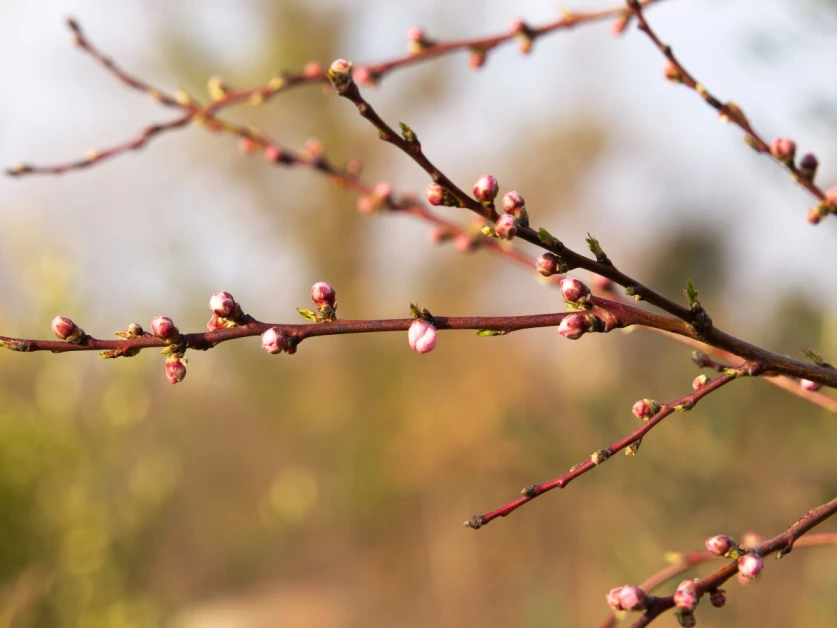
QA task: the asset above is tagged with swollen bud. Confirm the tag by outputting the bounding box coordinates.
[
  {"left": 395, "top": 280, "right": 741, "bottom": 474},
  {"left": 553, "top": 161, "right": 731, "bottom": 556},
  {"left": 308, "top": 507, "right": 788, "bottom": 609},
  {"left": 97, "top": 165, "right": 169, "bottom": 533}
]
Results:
[
  {"left": 408, "top": 319, "right": 437, "bottom": 354},
  {"left": 536, "top": 252, "right": 560, "bottom": 277},
  {"left": 559, "top": 276, "right": 591, "bottom": 304},
  {"left": 800, "top": 378, "right": 822, "bottom": 392},
  {"left": 692, "top": 374, "right": 709, "bottom": 390},
  {"left": 51, "top": 315, "right": 84, "bottom": 343},
  {"left": 426, "top": 182, "right": 448, "bottom": 206},
  {"left": 501, "top": 190, "right": 529, "bottom": 226},
  {"left": 494, "top": 214, "right": 518, "bottom": 240},
  {"left": 737, "top": 553, "right": 763, "bottom": 579},
  {"left": 311, "top": 282, "right": 336, "bottom": 308},
  {"left": 663, "top": 59, "right": 681, "bottom": 82},
  {"left": 557, "top": 313, "right": 587, "bottom": 340},
  {"left": 673, "top": 579, "right": 698, "bottom": 611},
  {"left": 473, "top": 175, "right": 499, "bottom": 204},
  {"left": 165, "top": 356, "right": 187, "bottom": 385},
  {"left": 705, "top": 535, "right": 735, "bottom": 557},
  {"left": 617, "top": 585, "right": 648, "bottom": 612},
  {"left": 709, "top": 590, "right": 726, "bottom": 608},
  {"left": 261, "top": 327, "right": 292, "bottom": 355},
  {"left": 151, "top": 316, "right": 179, "bottom": 342},
  {"left": 606, "top": 588, "right": 624, "bottom": 611},
  {"left": 799, "top": 153, "right": 819, "bottom": 180},
  {"left": 632, "top": 399, "right": 660, "bottom": 420},
  {"left": 769, "top": 137, "right": 796, "bottom": 164},
  {"left": 327, "top": 59, "right": 354, "bottom": 93},
  {"left": 208, "top": 291, "right": 238, "bottom": 318}
]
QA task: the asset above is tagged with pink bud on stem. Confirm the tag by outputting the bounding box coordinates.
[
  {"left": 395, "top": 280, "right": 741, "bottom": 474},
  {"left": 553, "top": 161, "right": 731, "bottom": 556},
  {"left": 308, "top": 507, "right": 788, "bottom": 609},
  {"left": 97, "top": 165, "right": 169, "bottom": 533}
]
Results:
[
  {"left": 769, "top": 137, "right": 796, "bottom": 164},
  {"left": 705, "top": 534, "right": 735, "bottom": 556},
  {"left": 165, "top": 356, "right": 187, "bottom": 385},
  {"left": 473, "top": 174, "right": 499, "bottom": 204},
  {"left": 311, "top": 282, "right": 336, "bottom": 309},
  {"left": 151, "top": 316, "right": 179, "bottom": 342},
  {"left": 559, "top": 276, "right": 591, "bottom": 304},
  {"left": 408, "top": 319, "right": 437, "bottom": 354},
  {"left": 737, "top": 553, "right": 764, "bottom": 579},
  {"left": 262, "top": 327, "right": 291, "bottom": 355},
  {"left": 536, "top": 253, "right": 559, "bottom": 277},
  {"left": 208, "top": 291, "right": 238, "bottom": 318},
  {"left": 673, "top": 579, "right": 698, "bottom": 611},
  {"left": 632, "top": 399, "right": 660, "bottom": 420},
  {"left": 617, "top": 585, "right": 648, "bottom": 612},
  {"left": 557, "top": 313, "right": 588, "bottom": 340},
  {"left": 800, "top": 378, "right": 822, "bottom": 392},
  {"left": 51, "top": 315, "right": 84, "bottom": 343},
  {"left": 494, "top": 214, "right": 518, "bottom": 240}
]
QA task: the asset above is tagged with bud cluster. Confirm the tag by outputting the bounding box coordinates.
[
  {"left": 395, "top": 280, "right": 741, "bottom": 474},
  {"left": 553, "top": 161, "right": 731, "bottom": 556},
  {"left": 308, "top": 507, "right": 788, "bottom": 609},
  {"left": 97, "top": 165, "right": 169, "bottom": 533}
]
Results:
[{"left": 207, "top": 291, "right": 244, "bottom": 331}]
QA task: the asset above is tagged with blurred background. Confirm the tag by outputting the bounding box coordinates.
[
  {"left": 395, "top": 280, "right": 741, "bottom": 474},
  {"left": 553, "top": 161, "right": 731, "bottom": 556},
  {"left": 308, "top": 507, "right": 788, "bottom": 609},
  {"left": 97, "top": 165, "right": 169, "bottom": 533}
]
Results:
[{"left": 2, "top": 0, "right": 837, "bottom": 626}]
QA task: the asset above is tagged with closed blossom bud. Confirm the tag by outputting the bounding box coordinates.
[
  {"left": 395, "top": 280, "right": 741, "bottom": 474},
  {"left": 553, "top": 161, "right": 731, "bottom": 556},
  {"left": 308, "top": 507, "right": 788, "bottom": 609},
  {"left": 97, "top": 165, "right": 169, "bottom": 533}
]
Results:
[
  {"left": 673, "top": 579, "right": 698, "bottom": 611},
  {"left": 807, "top": 204, "right": 827, "bottom": 225},
  {"left": 473, "top": 175, "right": 499, "bottom": 203},
  {"left": 737, "top": 553, "right": 763, "bottom": 579},
  {"left": 263, "top": 144, "right": 285, "bottom": 163},
  {"left": 606, "top": 588, "right": 624, "bottom": 611},
  {"left": 617, "top": 585, "right": 648, "bottom": 612},
  {"left": 536, "top": 252, "right": 559, "bottom": 277},
  {"left": 327, "top": 58, "right": 354, "bottom": 92},
  {"left": 501, "top": 190, "right": 528, "bottom": 226},
  {"left": 709, "top": 590, "right": 726, "bottom": 608},
  {"left": 612, "top": 14, "right": 630, "bottom": 36},
  {"left": 494, "top": 214, "right": 518, "bottom": 240},
  {"left": 426, "top": 182, "right": 447, "bottom": 206},
  {"left": 261, "top": 327, "right": 291, "bottom": 355},
  {"left": 311, "top": 282, "right": 336, "bottom": 308},
  {"left": 632, "top": 399, "right": 660, "bottom": 420},
  {"left": 705, "top": 534, "right": 735, "bottom": 556},
  {"left": 302, "top": 61, "right": 323, "bottom": 78},
  {"left": 164, "top": 357, "right": 187, "bottom": 385},
  {"left": 453, "top": 232, "right": 475, "bottom": 252},
  {"left": 557, "top": 312, "right": 587, "bottom": 340},
  {"left": 799, "top": 153, "right": 819, "bottom": 179},
  {"left": 559, "top": 276, "right": 591, "bottom": 303},
  {"left": 151, "top": 316, "right": 179, "bottom": 341},
  {"left": 826, "top": 187, "right": 837, "bottom": 208},
  {"left": 801, "top": 378, "right": 822, "bottom": 392},
  {"left": 239, "top": 137, "right": 257, "bottom": 154},
  {"left": 304, "top": 138, "right": 324, "bottom": 160},
  {"left": 408, "top": 319, "right": 437, "bottom": 354},
  {"left": 407, "top": 25, "right": 425, "bottom": 43},
  {"left": 769, "top": 137, "right": 796, "bottom": 163},
  {"left": 692, "top": 374, "right": 709, "bottom": 390},
  {"left": 357, "top": 195, "right": 376, "bottom": 214},
  {"left": 663, "top": 59, "right": 680, "bottom": 82},
  {"left": 469, "top": 48, "right": 487, "bottom": 70},
  {"left": 510, "top": 18, "right": 533, "bottom": 54},
  {"left": 354, "top": 66, "right": 374, "bottom": 86},
  {"left": 51, "top": 315, "right": 84, "bottom": 343},
  {"left": 373, "top": 181, "right": 392, "bottom": 201},
  {"left": 208, "top": 291, "right": 237, "bottom": 318},
  {"left": 206, "top": 314, "right": 228, "bottom": 332}
]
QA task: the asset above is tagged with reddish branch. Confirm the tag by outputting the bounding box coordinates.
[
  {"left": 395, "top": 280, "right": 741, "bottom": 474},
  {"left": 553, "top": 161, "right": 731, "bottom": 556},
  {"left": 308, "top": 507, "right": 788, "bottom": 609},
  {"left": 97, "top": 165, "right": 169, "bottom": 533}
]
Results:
[
  {"left": 465, "top": 367, "right": 749, "bottom": 529},
  {"left": 625, "top": 0, "right": 833, "bottom": 220},
  {"left": 598, "top": 531, "right": 837, "bottom": 628}
]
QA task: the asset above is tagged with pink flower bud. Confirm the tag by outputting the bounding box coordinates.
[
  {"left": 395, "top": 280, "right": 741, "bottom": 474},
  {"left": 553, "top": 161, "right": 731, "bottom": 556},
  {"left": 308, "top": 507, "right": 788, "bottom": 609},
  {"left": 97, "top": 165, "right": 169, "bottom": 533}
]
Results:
[
  {"left": 807, "top": 205, "right": 826, "bottom": 225},
  {"left": 799, "top": 153, "right": 819, "bottom": 179},
  {"left": 473, "top": 175, "right": 499, "bottom": 203},
  {"left": 559, "top": 276, "right": 591, "bottom": 303},
  {"left": 769, "top": 137, "right": 796, "bottom": 163},
  {"left": 302, "top": 61, "right": 323, "bottom": 78},
  {"left": 737, "top": 553, "right": 763, "bottom": 579},
  {"left": 304, "top": 138, "right": 324, "bottom": 160},
  {"left": 606, "top": 587, "right": 624, "bottom": 611},
  {"left": 151, "top": 316, "right": 179, "bottom": 341},
  {"left": 617, "top": 585, "right": 648, "bottom": 612},
  {"left": 327, "top": 58, "right": 353, "bottom": 91},
  {"left": 709, "top": 590, "right": 726, "bottom": 608},
  {"left": 705, "top": 535, "right": 735, "bottom": 557},
  {"left": 408, "top": 319, "right": 437, "bottom": 354},
  {"left": 663, "top": 59, "right": 680, "bottom": 82},
  {"left": 494, "top": 214, "right": 518, "bottom": 240},
  {"left": 673, "top": 579, "right": 698, "bottom": 611},
  {"left": 510, "top": 18, "right": 525, "bottom": 34},
  {"left": 826, "top": 187, "right": 837, "bottom": 207},
  {"left": 206, "top": 314, "right": 227, "bottom": 332},
  {"left": 263, "top": 144, "right": 285, "bottom": 163},
  {"left": 51, "top": 315, "right": 83, "bottom": 343},
  {"left": 261, "top": 327, "right": 290, "bottom": 355},
  {"left": 354, "top": 66, "right": 373, "bottom": 86},
  {"left": 612, "top": 14, "right": 630, "bottom": 36},
  {"left": 373, "top": 181, "right": 392, "bottom": 201},
  {"left": 632, "top": 399, "right": 660, "bottom": 420},
  {"left": 426, "top": 182, "right": 447, "bottom": 206},
  {"left": 356, "top": 195, "right": 376, "bottom": 214},
  {"left": 692, "top": 374, "right": 709, "bottom": 390},
  {"left": 453, "top": 233, "right": 474, "bottom": 252},
  {"left": 502, "top": 190, "right": 525, "bottom": 215},
  {"left": 238, "top": 137, "right": 257, "bottom": 155},
  {"left": 536, "top": 252, "right": 559, "bottom": 277},
  {"left": 801, "top": 378, "right": 822, "bottom": 392},
  {"left": 557, "top": 313, "right": 587, "bottom": 340},
  {"left": 208, "top": 291, "right": 237, "bottom": 318},
  {"left": 311, "top": 282, "right": 336, "bottom": 308},
  {"left": 469, "top": 49, "right": 487, "bottom": 70},
  {"left": 165, "top": 357, "right": 186, "bottom": 385},
  {"left": 407, "top": 25, "right": 425, "bottom": 43}
]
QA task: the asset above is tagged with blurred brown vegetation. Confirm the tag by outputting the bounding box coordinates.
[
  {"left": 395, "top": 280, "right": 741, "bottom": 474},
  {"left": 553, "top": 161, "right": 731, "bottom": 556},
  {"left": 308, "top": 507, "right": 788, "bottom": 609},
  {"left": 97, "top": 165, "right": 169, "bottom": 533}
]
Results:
[{"left": 1, "top": 1, "right": 837, "bottom": 627}]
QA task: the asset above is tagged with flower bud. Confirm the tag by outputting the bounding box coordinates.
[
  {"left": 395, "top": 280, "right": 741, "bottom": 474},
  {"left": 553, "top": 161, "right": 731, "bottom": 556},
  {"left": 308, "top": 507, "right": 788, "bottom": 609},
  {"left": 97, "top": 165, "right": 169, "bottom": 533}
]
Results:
[
  {"left": 327, "top": 58, "right": 354, "bottom": 92},
  {"left": 769, "top": 137, "right": 796, "bottom": 164},
  {"left": 408, "top": 319, "right": 437, "bottom": 354},
  {"left": 617, "top": 585, "right": 648, "bottom": 612},
  {"left": 302, "top": 61, "right": 323, "bottom": 78},
  {"left": 807, "top": 204, "right": 827, "bottom": 225},
  {"left": 557, "top": 312, "right": 587, "bottom": 340},
  {"left": 536, "top": 252, "right": 559, "bottom": 277},
  {"left": 206, "top": 314, "right": 228, "bottom": 332},
  {"left": 311, "top": 282, "right": 336, "bottom": 308},
  {"left": 239, "top": 137, "right": 257, "bottom": 155},
  {"left": 692, "top": 374, "right": 709, "bottom": 390},
  {"left": 469, "top": 48, "right": 487, "bottom": 70},
  {"left": 426, "top": 182, "right": 447, "bottom": 206},
  {"left": 208, "top": 291, "right": 238, "bottom": 318},
  {"left": 51, "top": 315, "right": 84, "bottom": 343},
  {"left": 826, "top": 187, "right": 837, "bottom": 208},
  {"left": 673, "top": 579, "right": 698, "bottom": 611},
  {"left": 151, "top": 316, "right": 179, "bottom": 342},
  {"left": 453, "top": 232, "right": 475, "bottom": 252},
  {"left": 632, "top": 399, "right": 660, "bottom": 420},
  {"left": 559, "top": 276, "right": 591, "bottom": 304},
  {"left": 373, "top": 181, "right": 392, "bottom": 202},
  {"left": 737, "top": 553, "right": 763, "bottom": 579},
  {"left": 801, "top": 378, "right": 822, "bottom": 392},
  {"left": 165, "top": 356, "right": 186, "bottom": 385},
  {"left": 799, "top": 153, "right": 819, "bottom": 180},
  {"left": 473, "top": 175, "right": 499, "bottom": 204},
  {"left": 357, "top": 195, "right": 376, "bottom": 214},
  {"left": 705, "top": 534, "right": 735, "bottom": 556},
  {"left": 407, "top": 26, "right": 432, "bottom": 54},
  {"left": 261, "top": 327, "right": 291, "bottom": 355},
  {"left": 501, "top": 190, "right": 528, "bottom": 226},
  {"left": 494, "top": 214, "right": 518, "bottom": 240},
  {"left": 663, "top": 59, "right": 681, "bottom": 82},
  {"left": 612, "top": 14, "right": 630, "bottom": 36},
  {"left": 709, "top": 589, "right": 726, "bottom": 608},
  {"left": 263, "top": 144, "right": 285, "bottom": 163},
  {"left": 606, "top": 588, "right": 624, "bottom": 611},
  {"left": 510, "top": 18, "right": 533, "bottom": 54},
  {"left": 354, "top": 66, "right": 375, "bottom": 86}
]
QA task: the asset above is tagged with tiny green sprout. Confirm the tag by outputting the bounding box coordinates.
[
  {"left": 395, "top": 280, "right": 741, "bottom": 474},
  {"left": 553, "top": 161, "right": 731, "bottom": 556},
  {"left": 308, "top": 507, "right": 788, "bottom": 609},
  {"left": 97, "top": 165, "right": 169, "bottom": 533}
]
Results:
[
  {"left": 586, "top": 233, "right": 610, "bottom": 264},
  {"left": 683, "top": 279, "right": 699, "bottom": 307},
  {"left": 398, "top": 122, "right": 420, "bottom": 147},
  {"left": 536, "top": 227, "right": 562, "bottom": 250},
  {"left": 297, "top": 308, "right": 318, "bottom": 323},
  {"left": 476, "top": 329, "right": 507, "bottom": 337}
]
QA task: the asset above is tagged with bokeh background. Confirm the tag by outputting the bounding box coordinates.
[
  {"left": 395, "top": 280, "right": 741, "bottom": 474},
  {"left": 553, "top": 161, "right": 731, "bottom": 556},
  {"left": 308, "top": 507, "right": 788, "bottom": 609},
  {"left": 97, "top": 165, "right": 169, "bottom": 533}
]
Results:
[{"left": 2, "top": 0, "right": 837, "bottom": 626}]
